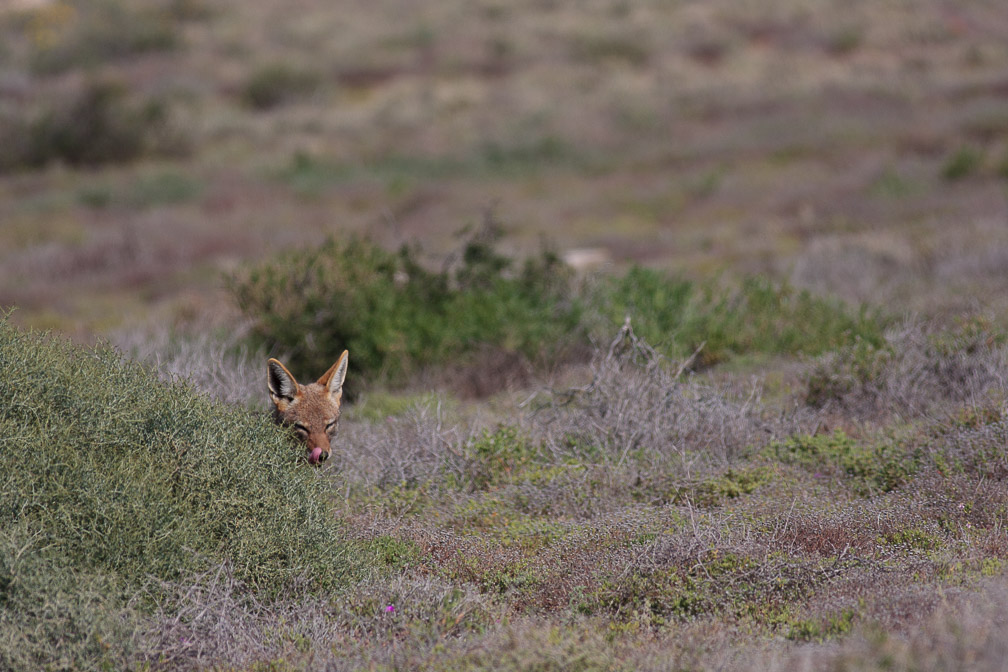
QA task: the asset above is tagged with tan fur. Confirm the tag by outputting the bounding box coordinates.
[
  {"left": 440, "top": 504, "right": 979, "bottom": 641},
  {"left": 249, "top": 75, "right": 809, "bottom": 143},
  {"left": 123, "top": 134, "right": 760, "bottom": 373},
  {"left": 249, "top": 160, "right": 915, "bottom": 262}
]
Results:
[{"left": 267, "top": 352, "right": 348, "bottom": 465}]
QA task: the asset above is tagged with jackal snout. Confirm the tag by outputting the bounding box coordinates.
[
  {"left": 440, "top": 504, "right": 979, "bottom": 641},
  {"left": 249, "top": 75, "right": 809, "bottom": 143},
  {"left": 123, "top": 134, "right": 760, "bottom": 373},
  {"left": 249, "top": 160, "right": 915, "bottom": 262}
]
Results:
[{"left": 267, "top": 351, "right": 348, "bottom": 465}]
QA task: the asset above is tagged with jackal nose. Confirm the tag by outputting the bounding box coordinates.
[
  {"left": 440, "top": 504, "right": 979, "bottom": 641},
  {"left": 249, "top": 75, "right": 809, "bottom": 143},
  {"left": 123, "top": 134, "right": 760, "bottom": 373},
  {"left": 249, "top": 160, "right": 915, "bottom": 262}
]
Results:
[{"left": 307, "top": 446, "right": 330, "bottom": 465}]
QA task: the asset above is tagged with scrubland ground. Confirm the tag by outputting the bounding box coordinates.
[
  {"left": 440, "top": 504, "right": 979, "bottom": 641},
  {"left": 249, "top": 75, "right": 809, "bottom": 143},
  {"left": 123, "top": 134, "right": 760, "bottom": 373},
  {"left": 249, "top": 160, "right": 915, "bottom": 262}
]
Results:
[{"left": 2, "top": 0, "right": 1008, "bottom": 670}]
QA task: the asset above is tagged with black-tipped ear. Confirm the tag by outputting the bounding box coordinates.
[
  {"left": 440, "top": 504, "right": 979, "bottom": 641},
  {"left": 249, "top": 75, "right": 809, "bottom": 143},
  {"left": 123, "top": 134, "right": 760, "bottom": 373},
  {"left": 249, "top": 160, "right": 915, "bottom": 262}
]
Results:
[
  {"left": 317, "top": 350, "right": 348, "bottom": 398},
  {"left": 267, "top": 358, "right": 299, "bottom": 407}
]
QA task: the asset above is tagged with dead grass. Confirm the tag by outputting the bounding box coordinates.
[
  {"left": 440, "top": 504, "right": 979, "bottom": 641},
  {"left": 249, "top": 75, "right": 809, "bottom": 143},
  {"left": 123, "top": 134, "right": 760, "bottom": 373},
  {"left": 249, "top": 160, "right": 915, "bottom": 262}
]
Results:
[
  {"left": 113, "top": 323, "right": 264, "bottom": 407},
  {"left": 533, "top": 321, "right": 818, "bottom": 476},
  {"left": 139, "top": 562, "right": 496, "bottom": 670}
]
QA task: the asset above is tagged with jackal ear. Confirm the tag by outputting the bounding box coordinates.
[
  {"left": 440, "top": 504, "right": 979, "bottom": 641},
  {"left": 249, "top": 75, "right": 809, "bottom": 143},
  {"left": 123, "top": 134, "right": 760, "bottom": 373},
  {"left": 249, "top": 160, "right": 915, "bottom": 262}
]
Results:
[
  {"left": 318, "top": 350, "right": 348, "bottom": 399},
  {"left": 267, "top": 358, "right": 299, "bottom": 409}
]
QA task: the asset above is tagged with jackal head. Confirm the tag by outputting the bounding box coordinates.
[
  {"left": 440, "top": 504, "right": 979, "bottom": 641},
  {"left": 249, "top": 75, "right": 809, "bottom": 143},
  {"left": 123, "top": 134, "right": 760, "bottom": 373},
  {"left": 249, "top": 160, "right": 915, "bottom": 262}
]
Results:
[{"left": 267, "top": 352, "right": 348, "bottom": 465}]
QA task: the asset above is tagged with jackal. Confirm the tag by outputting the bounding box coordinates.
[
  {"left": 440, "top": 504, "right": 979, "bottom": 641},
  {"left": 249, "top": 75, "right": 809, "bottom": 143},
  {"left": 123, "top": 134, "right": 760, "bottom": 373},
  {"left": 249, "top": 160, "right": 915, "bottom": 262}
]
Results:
[{"left": 267, "top": 352, "right": 348, "bottom": 465}]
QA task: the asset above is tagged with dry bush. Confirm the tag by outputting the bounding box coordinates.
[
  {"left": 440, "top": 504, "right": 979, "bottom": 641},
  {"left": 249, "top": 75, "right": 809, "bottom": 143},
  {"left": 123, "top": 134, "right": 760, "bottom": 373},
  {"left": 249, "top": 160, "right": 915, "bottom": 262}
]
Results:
[
  {"left": 114, "top": 325, "right": 264, "bottom": 408},
  {"left": 334, "top": 399, "right": 476, "bottom": 491},
  {"left": 140, "top": 562, "right": 496, "bottom": 670},
  {"left": 331, "top": 323, "right": 817, "bottom": 521},
  {"left": 804, "top": 318, "right": 1008, "bottom": 421},
  {"left": 534, "top": 320, "right": 817, "bottom": 474},
  {"left": 430, "top": 345, "right": 539, "bottom": 400},
  {"left": 808, "top": 580, "right": 1008, "bottom": 672},
  {"left": 929, "top": 413, "right": 1008, "bottom": 482}
]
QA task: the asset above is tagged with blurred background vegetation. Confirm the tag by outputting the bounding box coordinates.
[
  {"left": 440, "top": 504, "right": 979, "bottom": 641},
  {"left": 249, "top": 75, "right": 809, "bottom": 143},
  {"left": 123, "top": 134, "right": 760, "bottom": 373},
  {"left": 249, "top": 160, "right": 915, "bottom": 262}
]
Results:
[{"left": 1, "top": 0, "right": 1007, "bottom": 343}]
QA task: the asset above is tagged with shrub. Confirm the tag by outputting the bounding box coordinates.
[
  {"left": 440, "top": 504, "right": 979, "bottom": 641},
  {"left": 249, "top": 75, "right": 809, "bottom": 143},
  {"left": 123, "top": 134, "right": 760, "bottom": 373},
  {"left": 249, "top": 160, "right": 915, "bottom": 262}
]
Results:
[
  {"left": 0, "top": 315, "right": 362, "bottom": 668},
  {"left": 228, "top": 224, "right": 584, "bottom": 390},
  {"left": 230, "top": 229, "right": 885, "bottom": 391},
  {"left": 593, "top": 267, "right": 886, "bottom": 367},
  {"left": 0, "top": 79, "right": 186, "bottom": 172},
  {"left": 534, "top": 322, "right": 815, "bottom": 474},
  {"left": 0, "top": 535, "right": 145, "bottom": 671},
  {"left": 942, "top": 145, "right": 984, "bottom": 181},
  {"left": 242, "top": 62, "right": 320, "bottom": 110},
  {"left": 113, "top": 325, "right": 264, "bottom": 408},
  {"left": 803, "top": 318, "right": 1008, "bottom": 419},
  {"left": 804, "top": 336, "right": 893, "bottom": 410}
]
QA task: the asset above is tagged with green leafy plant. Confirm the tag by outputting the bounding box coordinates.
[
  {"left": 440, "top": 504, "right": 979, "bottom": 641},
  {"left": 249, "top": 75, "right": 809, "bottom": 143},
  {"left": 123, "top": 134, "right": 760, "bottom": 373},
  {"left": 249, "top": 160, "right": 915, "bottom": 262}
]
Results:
[
  {"left": 594, "top": 267, "right": 885, "bottom": 368},
  {"left": 229, "top": 223, "right": 583, "bottom": 389}
]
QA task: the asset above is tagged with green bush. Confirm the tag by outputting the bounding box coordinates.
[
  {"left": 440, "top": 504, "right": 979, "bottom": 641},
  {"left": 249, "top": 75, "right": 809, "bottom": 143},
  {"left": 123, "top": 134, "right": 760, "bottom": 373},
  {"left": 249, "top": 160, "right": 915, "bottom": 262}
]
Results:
[
  {"left": 0, "top": 532, "right": 144, "bottom": 671},
  {"left": 593, "top": 267, "right": 886, "bottom": 367},
  {"left": 942, "top": 145, "right": 984, "bottom": 181},
  {"left": 229, "top": 226, "right": 584, "bottom": 388},
  {"left": 0, "top": 79, "right": 185, "bottom": 172},
  {"left": 0, "top": 315, "right": 362, "bottom": 668},
  {"left": 230, "top": 229, "right": 885, "bottom": 388}
]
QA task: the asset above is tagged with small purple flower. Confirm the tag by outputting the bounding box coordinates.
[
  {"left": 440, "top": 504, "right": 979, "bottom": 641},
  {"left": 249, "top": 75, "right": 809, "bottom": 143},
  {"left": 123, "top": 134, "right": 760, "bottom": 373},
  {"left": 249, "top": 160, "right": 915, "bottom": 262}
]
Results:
[{"left": 384, "top": 604, "right": 395, "bottom": 613}]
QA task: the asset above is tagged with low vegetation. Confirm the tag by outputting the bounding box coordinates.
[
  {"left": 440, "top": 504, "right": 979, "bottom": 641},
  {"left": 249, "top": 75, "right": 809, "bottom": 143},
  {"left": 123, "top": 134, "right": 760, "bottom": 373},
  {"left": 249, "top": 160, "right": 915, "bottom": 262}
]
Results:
[
  {"left": 595, "top": 266, "right": 886, "bottom": 367},
  {"left": 5, "top": 297, "right": 1008, "bottom": 668},
  {"left": 229, "top": 223, "right": 585, "bottom": 390},
  {"left": 24, "top": 0, "right": 187, "bottom": 75},
  {"left": 230, "top": 226, "right": 886, "bottom": 391},
  {"left": 0, "top": 314, "right": 364, "bottom": 669},
  {"left": 241, "top": 62, "right": 321, "bottom": 110},
  {"left": 0, "top": 79, "right": 186, "bottom": 172},
  {"left": 804, "top": 317, "right": 1007, "bottom": 420}
]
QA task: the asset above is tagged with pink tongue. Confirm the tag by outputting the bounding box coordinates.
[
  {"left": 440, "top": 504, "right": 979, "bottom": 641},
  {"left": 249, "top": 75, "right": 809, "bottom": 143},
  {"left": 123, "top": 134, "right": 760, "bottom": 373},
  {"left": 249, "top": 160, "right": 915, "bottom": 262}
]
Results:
[{"left": 309, "top": 447, "right": 323, "bottom": 464}]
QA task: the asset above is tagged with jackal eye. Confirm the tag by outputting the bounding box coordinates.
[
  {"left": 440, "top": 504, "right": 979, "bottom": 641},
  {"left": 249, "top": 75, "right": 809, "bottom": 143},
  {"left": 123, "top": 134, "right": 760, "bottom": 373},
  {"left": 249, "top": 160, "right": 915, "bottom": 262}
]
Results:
[
  {"left": 325, "top": 419, "right": 338, "bottom": 432},
  {"left": 293, "top": 423, "right": 309, "bottom": 435}
]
